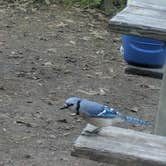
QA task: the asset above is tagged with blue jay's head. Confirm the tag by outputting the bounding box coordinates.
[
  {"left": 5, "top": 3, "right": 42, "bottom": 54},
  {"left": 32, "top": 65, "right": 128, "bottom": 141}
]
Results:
[{"left": 61, "top": 97, "right": 81, "bottom": 115}]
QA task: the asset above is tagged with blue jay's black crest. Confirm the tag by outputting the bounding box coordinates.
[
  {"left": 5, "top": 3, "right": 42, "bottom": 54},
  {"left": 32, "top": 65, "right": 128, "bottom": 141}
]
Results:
[{"left": 62, "top": 97, "right": 151, "bottom": 127}]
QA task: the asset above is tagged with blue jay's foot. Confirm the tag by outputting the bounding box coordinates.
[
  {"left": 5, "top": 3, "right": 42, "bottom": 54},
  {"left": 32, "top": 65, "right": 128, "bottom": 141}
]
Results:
[{"left": 81, "top": 128, "right": 100, "bottom": 136}]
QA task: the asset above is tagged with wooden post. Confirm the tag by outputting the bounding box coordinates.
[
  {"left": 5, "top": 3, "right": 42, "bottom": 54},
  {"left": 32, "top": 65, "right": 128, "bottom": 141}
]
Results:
[
  {"left": 154, "top": 65, "right": 166, "bottom": 136},
  {"left": 104, "top": 0, "right": 113, "bottom": 14}
]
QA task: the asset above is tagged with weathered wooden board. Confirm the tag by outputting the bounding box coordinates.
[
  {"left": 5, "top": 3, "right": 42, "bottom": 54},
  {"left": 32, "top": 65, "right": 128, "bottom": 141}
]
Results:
[
  {"left": 155, "top": 66, "right": 166, "bottom": 136},
  {"left": 125, "top": 65, "right": 163, "bottom": 79},
  {"left": 109, "top": 2, "right": 166, "bottom": 40},
  {"left": 72, "top": 124, "right": 166, "bottom": 166},
  {"left": 128, "top": 0, "right": 166, "bottom": 9}
]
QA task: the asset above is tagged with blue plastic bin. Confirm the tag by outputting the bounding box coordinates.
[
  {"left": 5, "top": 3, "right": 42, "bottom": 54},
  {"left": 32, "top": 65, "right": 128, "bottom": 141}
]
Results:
[{"left": 122, "top": 35, "right": 166, "bottom": 68}]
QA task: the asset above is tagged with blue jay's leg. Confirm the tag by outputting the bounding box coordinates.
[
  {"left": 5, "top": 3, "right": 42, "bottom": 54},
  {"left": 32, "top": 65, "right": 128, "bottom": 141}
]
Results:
[
  {"left": 81, "top": 127, "right": 101, "bottom": 136},
  {"left": 79, "top": 113, "right": 101, "bottom": 136}
]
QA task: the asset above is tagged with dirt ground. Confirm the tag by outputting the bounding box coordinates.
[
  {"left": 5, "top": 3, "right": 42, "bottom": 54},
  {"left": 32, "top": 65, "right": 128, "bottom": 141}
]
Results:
[{"left": 0, "top": 3, "right": 162, "bottom": 166}]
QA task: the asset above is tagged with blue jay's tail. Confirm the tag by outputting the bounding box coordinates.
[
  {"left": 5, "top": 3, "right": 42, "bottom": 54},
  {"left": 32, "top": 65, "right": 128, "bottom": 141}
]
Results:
[{"left": 121, "top": 115, "right": 151, "bottom": 126}]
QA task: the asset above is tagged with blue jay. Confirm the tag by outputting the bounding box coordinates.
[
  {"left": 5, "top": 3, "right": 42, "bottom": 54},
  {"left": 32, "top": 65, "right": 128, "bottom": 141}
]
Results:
[{"left": 61, "top": 97, "right": 151, "bottom": 135}]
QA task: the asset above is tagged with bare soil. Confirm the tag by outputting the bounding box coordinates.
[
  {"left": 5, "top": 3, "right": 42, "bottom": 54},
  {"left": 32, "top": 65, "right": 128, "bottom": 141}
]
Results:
[{"left": 0, "top": 3, "right": 161, "bottom": 166}]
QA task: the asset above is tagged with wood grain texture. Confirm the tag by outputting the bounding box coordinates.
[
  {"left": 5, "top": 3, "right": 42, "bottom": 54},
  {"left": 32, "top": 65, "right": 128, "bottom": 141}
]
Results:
[
  {"left": 72, "top": 124, "right": 166, "bottom": 166},
  {"left": 130, "top": 0, "right": 166, "bottom": 10},
  {"left": 109, "top": 3, "right": 166, "bottom": 40},
  {"left": 155, "top": 66, "right": 166, "bottom": 135}
]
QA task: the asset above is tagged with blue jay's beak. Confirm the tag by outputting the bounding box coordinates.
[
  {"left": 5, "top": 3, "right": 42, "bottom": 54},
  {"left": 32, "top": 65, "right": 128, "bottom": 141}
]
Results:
[
  {"left": 60, "top": 103, "right": 74, "bottom": 109},
  {"left": 60, "top": 104, "right": 69, "bottom": 109}
]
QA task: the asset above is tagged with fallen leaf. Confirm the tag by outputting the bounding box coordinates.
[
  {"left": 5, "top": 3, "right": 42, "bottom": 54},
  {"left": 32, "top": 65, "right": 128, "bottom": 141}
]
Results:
[
  {"left": 63, "top": 132, "right": 70, "bottom": 136},
  {"left": 47, "top": 48, "right": 57, "bottom": 53},
  {"left": 96, "top": 50, "right": 104, "bottom": 55},
  {"left": 0, "top": 86, "right": 5, "bottom": 90},
  {"left": 130, "top": 106, "right": 139, "bottom": 113},
  {"left": 108, "top": 68, "right": 114, "bottom": 73},
  {"left": 77, "top": 89, "right": 98, "bottom": 95},
  {"left": 23, "top": 154, "right": 31, "bottom": 159},
  {"left": 8, "top": 51, "right": 24, "bottom": 59},
  {"left": 90, "top": 31, "right": 104, "bottom": 40},
  {"left": 139, "top": 84, "right": 160, "bottom": 90},
  {"left": 3, "top": 128, "right": 6, "bottom": 132},
  {"left": 36, "top": 140, "right": 43, "bottom": 145},
  {"left": 148, "top": 85, "right": 160, "bottom": 90},
  {"left": 82, "top": 36, "right": 91, "bottom": 41},
  {"left": 76, "top": 119, "right": 82, "bottom": 122},
  {"left": 44, "top": 61, "right": 54, "bottom": 67},
  {"left": 99, "top": 88, "right": 106, "bottom": 96},
  {"left": 64, "top": 19, "right": 74, "bottom": 23},
  {"left": 57, "top": 119, "right": 68, "bottom": 123},
  {"left": 70, "top": 113, "right": 77, "bottom": 116},
  {"left": 56, "top": 22, "right": 68, "bottom": 28},
  {"left": 16, "top": 120, "right": 33, "bottom": 127}
]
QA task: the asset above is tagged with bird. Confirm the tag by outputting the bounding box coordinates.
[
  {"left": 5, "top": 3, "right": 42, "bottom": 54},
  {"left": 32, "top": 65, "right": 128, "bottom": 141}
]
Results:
[{"left": 61, "top": 97, "right": 151, "bottom": 135}]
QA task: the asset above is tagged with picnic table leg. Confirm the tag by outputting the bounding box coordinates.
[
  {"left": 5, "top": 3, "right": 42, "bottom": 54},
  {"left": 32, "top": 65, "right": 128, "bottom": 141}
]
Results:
[
  {"left": 104, "top": 0, "right": 113, "bottom": 14},
  {"left": 154, "top": 65, "right": 166, "bottom": 136}
]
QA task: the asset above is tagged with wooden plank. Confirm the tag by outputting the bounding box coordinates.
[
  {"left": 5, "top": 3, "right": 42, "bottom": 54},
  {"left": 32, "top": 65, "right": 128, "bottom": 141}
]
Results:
[
  {"left": 109, "top": 4, "right": 166, "bottom": 40},
  {"left": 72, "top": 124, "right": 166, "bottom": 166},
  {"left": 129, "top": 0, "right": 166, "bottom": 10},
  {"left": 125, "top": 65, "right": 163, "bottom": 79},
  {"left": 155, "top": 66, "right": 166, "bottom": 135}
]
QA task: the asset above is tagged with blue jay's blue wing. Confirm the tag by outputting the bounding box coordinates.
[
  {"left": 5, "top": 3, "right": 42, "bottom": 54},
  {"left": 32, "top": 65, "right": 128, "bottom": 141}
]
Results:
[
  {"left": 79, "top": 99, "right": 105, "bottom": 117},
  {"left": 94, "top": 106, "right": 151, "bottom": 125},
  {"left": 96, "top": 107, "right": 120, "bottom": 119},
  {"left": 78, "top": 98, "right": 151, "bottom": 126},
  {"left": 80, "top": 100, "right": 120, "bottom": 118}
]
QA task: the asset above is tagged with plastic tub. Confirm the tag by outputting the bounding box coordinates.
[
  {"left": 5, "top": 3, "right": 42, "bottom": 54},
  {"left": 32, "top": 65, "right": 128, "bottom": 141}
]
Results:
[{"left": 121, "top": 35, "right": 166, "bottom": 68}]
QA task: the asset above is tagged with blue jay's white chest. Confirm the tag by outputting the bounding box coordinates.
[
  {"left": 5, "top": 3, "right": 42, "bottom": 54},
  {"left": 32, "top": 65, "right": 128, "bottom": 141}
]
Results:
[
  {"left": 88, "top": 118, "right": 113, "bottom": 127},
  {"left": 79, "top": 111, "right": 123, "bottom": 128},
  {"left": 88, "top": 117, "right": 123, "bottom": 128}
]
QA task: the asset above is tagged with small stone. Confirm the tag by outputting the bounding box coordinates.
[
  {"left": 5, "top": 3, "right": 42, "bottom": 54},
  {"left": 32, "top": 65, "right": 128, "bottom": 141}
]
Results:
[
  {"left": 36, "top": 140, "right": 43, "bottom": 145},
  {"left": 70, "top": 113, "right": 77, "bottom": 116},
  {"left": 57, "top": 119, "right": 68, "bottom": 123},
  {"left": 0, "top": 86, "right": 5, "bottom": 90},
  {"left": 23, "top": 154, "right": 31, "bottom": 159},
  {"left": 49, "top": 134, "right": 56, "bottom": 139},
  {"left": 82, "top": 36, "right": 91, "bottom": 41},
  {"left": 26, "top": 100, "right": 33, "bottom": 103},
  {"left": 3, "top": 128, "right": 7, "bottom": 132},
  {"left": 99, "top": 88, "right": 106, "bottom": 96},
  {"left": 76, "top": 119, "right": 82, "bottom": 122},
  {"left": 47, "top": 101, "right": 53, "bottom": 105}
]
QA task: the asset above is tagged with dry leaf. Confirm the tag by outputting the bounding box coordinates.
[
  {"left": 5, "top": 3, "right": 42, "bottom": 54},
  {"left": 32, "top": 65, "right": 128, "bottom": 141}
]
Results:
[
  {"left": 130, "top": 106, "right": 139, "bottom": 113},
  {"left": 69, "top": 40, "right": 76, "bottom": 45},
  {"left": 56, "top": 22, "right": 68, "bottom": 28},
  {"left": 77, "top": 89, "right": 98, "bottom": 95},
  {"left": 44, "top": 61, "right": 54, "bottom": 67}
]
